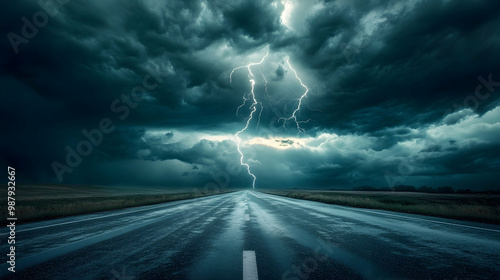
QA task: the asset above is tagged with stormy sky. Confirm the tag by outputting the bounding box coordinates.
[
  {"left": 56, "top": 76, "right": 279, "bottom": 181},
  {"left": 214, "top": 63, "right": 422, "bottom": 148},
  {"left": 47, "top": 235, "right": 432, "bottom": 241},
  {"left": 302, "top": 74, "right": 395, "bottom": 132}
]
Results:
[{"left": 2, "top": 0, "right": 500, "bottom": 190}]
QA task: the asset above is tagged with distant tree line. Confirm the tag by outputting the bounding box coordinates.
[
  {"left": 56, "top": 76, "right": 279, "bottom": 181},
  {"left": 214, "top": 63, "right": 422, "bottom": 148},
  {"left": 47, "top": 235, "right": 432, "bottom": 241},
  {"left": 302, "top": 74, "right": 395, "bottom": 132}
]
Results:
[{"left": 351, "top": 185, "right": 500, "bottom": 194}]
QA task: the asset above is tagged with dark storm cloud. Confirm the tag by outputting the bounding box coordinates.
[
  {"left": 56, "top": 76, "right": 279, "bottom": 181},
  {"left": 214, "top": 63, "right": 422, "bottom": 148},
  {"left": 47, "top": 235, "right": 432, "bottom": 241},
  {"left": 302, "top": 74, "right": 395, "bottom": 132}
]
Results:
[
  {"left": 276, "top": 139, "right": 294, "bottom": 147},
  {"left": 2, "top": 0, "right": 499, "bottom": 189},
  {"left": 291, "top": 0, "right": 500, "bottom": 134},
  {"left": 273, "top": 65, "right": 287, "bottom": 81}
]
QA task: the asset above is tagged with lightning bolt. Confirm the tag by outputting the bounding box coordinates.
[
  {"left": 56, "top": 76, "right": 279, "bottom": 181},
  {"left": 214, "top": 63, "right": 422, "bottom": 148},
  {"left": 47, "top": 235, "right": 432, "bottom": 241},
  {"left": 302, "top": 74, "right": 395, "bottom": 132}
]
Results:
[
  {"left": 230, "top": 50, "right": 269, "bottom": 188},
  {"left": 230, "top": 52, "right": 312, "bottom": 188},
  {"left": 279, "top": 57, "right": 311, "bottom": 134},
  {"left": 235, "top": 92, "right": 249, "bottom": 119},
  {"left": 256, "top": 102, "right": 264, "bottom": 128},
  {"left": 262, "top": 73, "right": 271, "bottom": 102}
]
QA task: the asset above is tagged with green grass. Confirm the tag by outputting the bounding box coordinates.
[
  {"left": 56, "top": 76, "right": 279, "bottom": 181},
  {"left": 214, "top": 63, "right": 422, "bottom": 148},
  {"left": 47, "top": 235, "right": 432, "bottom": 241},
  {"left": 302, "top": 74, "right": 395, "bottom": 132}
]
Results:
[
  {"left": 259, "top": 190, "right": 500, "bottom": 225},
  {"left": 1, "top": 185, "right": 236, "bottom": 223},
  {"left": 4, "top": 185, "right": 499, "bottom": 225}
]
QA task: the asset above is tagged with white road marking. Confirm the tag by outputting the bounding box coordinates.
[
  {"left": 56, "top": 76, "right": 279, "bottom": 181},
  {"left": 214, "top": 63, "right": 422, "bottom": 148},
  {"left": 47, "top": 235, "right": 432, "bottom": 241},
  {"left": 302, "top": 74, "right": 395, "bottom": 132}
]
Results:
[
  {"left": 350, "top": 207, "right": 500, "bottom": 233},
  {"left": 251, "top": 191, "right": 500, "bottom": 233},
  {"left": 2, "top": 192, "right": 235, "bottom": 235},
  {"left": 243, "top": 251, "right": 259, "bottom": 280},
  {"left": 245, "top": 214, "right": 250, "bottom": 221},
  {"left": 0, "top": 211, "right": 178, "bottom": 277},
  {"left": 2, "top": 202, "right": 176, "bottom": 234}
]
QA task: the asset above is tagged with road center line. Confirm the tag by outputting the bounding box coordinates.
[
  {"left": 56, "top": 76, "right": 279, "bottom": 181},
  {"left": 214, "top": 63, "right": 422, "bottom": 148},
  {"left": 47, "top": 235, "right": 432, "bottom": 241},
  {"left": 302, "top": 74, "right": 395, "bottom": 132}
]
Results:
[{"left": 243, "top": 251, "right": 258, "bottom": 280}]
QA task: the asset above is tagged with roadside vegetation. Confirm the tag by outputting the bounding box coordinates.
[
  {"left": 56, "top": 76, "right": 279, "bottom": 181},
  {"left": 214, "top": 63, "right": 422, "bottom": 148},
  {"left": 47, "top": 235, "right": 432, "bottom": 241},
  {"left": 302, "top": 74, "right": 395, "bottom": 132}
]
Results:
[
  {"left": 1, "top": 185, "right": 235, "bottom": 223},
  {"left": 259, "top": 189, "right": 500, "bottom": 225}
]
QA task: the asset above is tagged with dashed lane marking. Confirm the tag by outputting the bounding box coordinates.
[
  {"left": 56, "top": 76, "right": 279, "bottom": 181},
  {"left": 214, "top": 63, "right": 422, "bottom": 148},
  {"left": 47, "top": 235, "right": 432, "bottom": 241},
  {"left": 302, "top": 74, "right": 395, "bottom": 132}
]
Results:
[{"left": 243, "top": 251, "right": 258, "bottom": 280}]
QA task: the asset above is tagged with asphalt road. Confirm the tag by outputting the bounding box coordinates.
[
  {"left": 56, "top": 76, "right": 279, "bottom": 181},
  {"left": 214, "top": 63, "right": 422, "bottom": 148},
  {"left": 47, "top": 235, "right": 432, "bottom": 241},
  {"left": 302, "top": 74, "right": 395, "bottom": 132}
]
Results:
[{"left": 1, "top": 190, "right": 499, "bottom": 279}]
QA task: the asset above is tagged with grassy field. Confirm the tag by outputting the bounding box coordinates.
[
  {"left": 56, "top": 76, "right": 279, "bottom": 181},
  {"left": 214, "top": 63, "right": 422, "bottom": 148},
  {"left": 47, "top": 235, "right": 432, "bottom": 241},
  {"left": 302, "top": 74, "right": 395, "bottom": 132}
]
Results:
[
  {"left": 1, "top": 185, "right": 236, "bottom": 223},
  {"left": 4, "top": 186, "right": 499, "bottom": 225},
  {"left": 259, "top": 189, "right": 500, "bottom": 225}
]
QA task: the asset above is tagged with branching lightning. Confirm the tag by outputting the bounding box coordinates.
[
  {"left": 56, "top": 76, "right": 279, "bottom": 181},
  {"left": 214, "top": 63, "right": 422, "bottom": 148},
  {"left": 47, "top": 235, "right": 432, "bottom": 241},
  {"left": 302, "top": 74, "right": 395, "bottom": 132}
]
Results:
[
  {"left": 279, "top": 57, "right": 311, "bottom": 134},
  {"left": 230, "top": 52, "right": 312, "bottom": 189},
  {"left": 235, "top": 79, "right": 257, "bottom": 189},
  {"left": 230, "top": 51, "right": 269, "bottom": 188}
]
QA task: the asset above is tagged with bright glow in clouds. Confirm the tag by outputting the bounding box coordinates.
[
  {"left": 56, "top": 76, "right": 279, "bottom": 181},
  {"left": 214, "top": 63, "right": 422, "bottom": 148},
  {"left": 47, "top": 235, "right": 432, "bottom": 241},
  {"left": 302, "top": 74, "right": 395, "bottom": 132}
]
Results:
[
  {"left": 148, "top": 105, "right": 500, "bottom": 155},
  {"left": 248, "top": 137, "right": 304, "bottom": 150},
  {"left": 141, "top": 104, "right": 500, "bottom": 189},
  {"left": 247, "top": 133, "right": 340, "bottom": 152},
  {"left": 280, "top": 0, "right": 294, "bottom": 29}
]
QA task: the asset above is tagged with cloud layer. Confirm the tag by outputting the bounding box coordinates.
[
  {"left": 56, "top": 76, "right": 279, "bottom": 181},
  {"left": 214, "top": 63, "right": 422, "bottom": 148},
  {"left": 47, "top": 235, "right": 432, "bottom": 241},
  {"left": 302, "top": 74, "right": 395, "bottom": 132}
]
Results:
[{"left": 2, "top": 0, "right": 500, "bottom": 190}]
